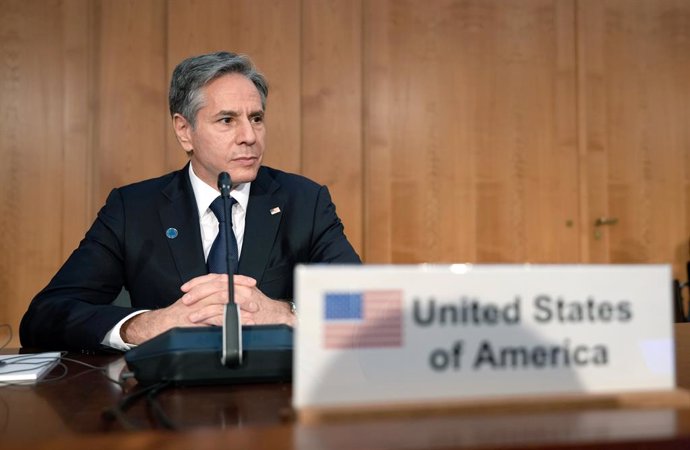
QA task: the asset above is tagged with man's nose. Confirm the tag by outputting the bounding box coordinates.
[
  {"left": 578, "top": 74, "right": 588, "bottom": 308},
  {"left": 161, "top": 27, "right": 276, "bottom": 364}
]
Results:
[{"left": 235, "top": 117, "right": 257, "bottom": 145}]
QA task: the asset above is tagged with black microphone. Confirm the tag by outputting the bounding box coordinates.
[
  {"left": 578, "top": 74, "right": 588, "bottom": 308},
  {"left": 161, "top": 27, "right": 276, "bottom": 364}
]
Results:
[
  {"left": 218, "top": 171, "right": 232, "bottom": 197},
  {"left": 217, "top": 171, "right": 242, "bottom": 367}
]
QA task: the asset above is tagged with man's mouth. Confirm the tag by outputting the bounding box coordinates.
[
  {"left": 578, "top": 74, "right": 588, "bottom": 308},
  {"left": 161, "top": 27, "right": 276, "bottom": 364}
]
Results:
[{"left": 232, "top": 156, "right": 258, "bottom": 166}]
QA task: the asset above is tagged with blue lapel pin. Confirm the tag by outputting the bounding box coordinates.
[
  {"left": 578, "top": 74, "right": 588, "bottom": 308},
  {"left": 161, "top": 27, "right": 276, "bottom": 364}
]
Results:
[{"left": 166, "top": 228, "right": 178, "bottom": 239}]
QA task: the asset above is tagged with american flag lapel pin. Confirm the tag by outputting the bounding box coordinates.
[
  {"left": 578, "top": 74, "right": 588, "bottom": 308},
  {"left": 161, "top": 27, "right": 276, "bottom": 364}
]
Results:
[{"left": 270, "top": 206, "right": 281, "bottom": 215}]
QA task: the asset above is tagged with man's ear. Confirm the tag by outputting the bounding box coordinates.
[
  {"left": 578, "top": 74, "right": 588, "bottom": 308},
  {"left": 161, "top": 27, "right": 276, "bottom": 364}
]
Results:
[{"left": 172, "top": 113, "right": 193, "bottom": 152}]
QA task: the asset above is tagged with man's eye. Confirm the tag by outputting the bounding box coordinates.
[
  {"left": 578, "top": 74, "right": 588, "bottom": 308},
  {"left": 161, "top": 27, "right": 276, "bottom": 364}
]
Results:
[
  {"left": 251, "top": 116, "right": 264, "bottom": 124},
  {"left": 220, "top": 117, "right": 232, "bottom": 124}
]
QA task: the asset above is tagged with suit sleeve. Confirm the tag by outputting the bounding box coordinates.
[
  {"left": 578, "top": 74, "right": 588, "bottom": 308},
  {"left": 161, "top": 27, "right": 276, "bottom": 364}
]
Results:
[
  {"left": 19, "top": 189, "right": 143, "bottom": 351},
  {"left": 308, "top": 186, "right": 361, "bottom": 264}
]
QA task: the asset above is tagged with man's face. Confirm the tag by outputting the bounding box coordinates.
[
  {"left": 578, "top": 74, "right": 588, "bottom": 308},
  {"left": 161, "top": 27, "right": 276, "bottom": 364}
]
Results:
[{"left": 174, "top": 73, "right": 265, "bottom": 188}]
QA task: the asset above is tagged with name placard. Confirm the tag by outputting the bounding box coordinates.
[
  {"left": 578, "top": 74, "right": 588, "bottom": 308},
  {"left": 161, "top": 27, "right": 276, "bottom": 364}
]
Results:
[{"left": 293, "top": 265, "right": 674, "bottom": 413}]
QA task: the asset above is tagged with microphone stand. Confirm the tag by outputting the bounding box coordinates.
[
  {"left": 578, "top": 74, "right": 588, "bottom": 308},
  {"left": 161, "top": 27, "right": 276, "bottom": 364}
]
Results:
[{"left": 218, "top": 171, "right": 242, "bottom": 367}]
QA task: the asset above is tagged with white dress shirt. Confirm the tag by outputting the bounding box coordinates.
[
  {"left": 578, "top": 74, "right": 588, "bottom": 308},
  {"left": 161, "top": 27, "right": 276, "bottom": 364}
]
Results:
[
  {"left": 101, "top": 163, "right": 251, "bottom": 350},
  {"left": 189, "top": 163, "right": 250, "bottom": 259}
]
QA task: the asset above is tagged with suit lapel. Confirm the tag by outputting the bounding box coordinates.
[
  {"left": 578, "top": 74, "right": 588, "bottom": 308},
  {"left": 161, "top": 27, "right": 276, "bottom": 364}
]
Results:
[
  {"left": 239, "top": 167, "right": 286, "bottom": 282},
  {"left": 158, "top": 164, "right": 207, "bottom": 283}
]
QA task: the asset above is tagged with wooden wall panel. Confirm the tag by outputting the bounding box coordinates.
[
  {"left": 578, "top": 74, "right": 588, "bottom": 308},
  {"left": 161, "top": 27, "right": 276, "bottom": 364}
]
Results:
[
  {"left": 0, "top": 0, "right": 91, "bottom": 346},
  {"left": 302, "top": 0, "right": 363, "bottom": 256},
  {"left": 364, "top": 0, "right": 579, "bottom": 263},
  {"left": 95, "top": 0, "right": 167, "bottom": 207},
  {"left": 579, "top": 0, "right": 690, "bottom": 279},
  {"left": 166, "top": 0, "right": 302, "bottom": 175},
  {"left": 62, "top": 0, "right": 95, "bottom": 253}
]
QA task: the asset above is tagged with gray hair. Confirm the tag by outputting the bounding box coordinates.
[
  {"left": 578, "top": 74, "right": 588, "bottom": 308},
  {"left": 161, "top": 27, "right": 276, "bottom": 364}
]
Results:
[{"left": 168, "top": 51, "right": 269, "bottom": 127}]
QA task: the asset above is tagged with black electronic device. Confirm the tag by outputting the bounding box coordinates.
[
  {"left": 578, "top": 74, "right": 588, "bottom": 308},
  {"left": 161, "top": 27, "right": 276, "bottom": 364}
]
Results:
[{"left": 125, "top": 325, "right": 293, "bottom": 386}]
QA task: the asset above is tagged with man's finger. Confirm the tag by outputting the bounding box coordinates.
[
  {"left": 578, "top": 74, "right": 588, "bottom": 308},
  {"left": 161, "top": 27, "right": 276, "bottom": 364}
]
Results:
[
  {"left": 180, "top": 273, "right": 227, "bottom": 293},
  {"left": 189, "top": 304, "right": 225, "bottom": 324},
  {"left": 181, "top": 279, "right": 228, "bottom": 305},
  {"left": 233, "top": 274, "right": 257, "bottom": 287}
]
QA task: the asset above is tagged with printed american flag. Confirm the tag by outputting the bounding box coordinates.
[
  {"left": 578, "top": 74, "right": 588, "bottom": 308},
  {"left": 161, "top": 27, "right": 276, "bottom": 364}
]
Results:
[{"left": 323, "top": 290, "right": 403, "bottom": 349}]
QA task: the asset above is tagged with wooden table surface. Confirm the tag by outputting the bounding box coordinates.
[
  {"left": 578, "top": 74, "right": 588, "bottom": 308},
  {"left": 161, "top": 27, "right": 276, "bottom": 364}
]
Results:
[{"left": 2, "top": 324, "right": 690, "bottom": 450}]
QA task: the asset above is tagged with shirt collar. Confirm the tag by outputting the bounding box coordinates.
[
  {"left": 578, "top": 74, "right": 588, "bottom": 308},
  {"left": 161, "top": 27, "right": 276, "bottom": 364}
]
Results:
[{"left": 188, "top": 162, "right": 251, "bottom": 217}]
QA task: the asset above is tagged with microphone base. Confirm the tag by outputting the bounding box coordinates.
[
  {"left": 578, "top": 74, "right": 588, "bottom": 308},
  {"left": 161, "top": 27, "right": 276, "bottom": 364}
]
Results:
[{"left": 125, "top": 325, "right": 293, "bottom": 386}]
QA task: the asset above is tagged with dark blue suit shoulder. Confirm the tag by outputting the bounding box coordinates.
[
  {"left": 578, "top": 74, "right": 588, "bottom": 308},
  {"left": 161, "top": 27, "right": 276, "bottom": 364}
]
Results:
[
  {"left": 259, "top": 166, "right": 323, "bottom": 192},
  {"left": 115, "top": 170, "right": 180, "bottom": 197}
]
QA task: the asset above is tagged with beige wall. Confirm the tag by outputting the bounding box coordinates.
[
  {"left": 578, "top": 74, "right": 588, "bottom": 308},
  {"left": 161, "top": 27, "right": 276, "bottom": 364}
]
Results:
[{"left": 1, "top": 0, "right": 689, "bottom": 347}]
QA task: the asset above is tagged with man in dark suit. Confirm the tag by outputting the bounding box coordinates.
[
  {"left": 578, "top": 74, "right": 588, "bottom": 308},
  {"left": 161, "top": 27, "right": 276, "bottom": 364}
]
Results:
[{"left": 20, "top": 51, "right": 360, "bottom": 351}]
